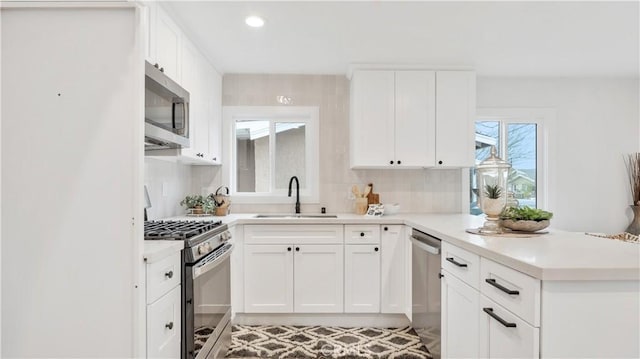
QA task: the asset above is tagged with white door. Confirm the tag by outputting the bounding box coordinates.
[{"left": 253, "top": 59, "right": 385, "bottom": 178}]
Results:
[
  {"left": 179, "top": 38, "right": 203, "bottom": 159},
  {"left": 206, "top": 64, "right": 223, "bottom": 164},
  {"left": 294, "top": 245, "right": 344, "bottom": 313},
  {"left": 344, "top": 244, "right": 381, "bottom": 313},
  {"left": 244, "top": 245, "right": 294, "bottom": 313},
  {"left": 441, "top": 270, "right": 480, "bottom": 359},
  {"left": 381, "top": 225, "right": 405, "bottom": 313},
  {"left": 156, "top": 5, "right": 182, "bottom": 82},
  {"left": 435, "top": 71, "right": 476, "bottom": 167},
  {"left": 394, "top": 71, "right": 436, "bottom": 167},
  {"left": 479, "top": 295, "right": 539, "bottom": 358},
  {"left": 147, "top": 286, "right": 181, "bottom": 359},
  {"left": 350, "top": 70, "right": 395, "bottom": 168}
]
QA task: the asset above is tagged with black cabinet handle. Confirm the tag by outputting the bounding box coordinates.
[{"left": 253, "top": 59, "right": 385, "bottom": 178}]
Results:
[
  {"left": 439, "top": 273, "right": 444, "bottom": 278},
  {"left": 374, "top": 247, "right": 379, "bottom": 252},
  {"left": 390, "top": 160, "right": 394, "bottom": 165},
  {"left": 154, "top": 63, "right": 159, "bottom": 68},
  {"left": 165, "top": 322, "right": 174, "bottom": 330},
  {"left": 213, "top": 157, "right": 217, "bottom": 161},
  {"left": 287, "top": 247, "right": 292, "bottom": 252},
  {"left": 360, "top": 232, "right": 365, "bottom": 237},
  {"left": 384, "top": 226, "right": 388, "bottom": 231},
  {"left": 160, "top": 67, "right": 165, "bottom": 73},
  {"left": 485, "top": 278, "right": 520, "bottom": 295},
  {"left": 295, "top": 247, "right": 300, "bottom": 251},
  {"left": 186, "top": 299, "right": 193, "bottom": 304},
  {"left": 446, "top": 257, "right": 468, "bottom": 267},
  {"left": 397, "top": 160, "right": 402, "bottom": 165},
  {"left": 483, "top": 307, "right": 517, "bottom": 328},
  {"left": 164, "top": 270, "right": 173, "bottom": 279},
  {"left": 438, "top": 160, "right": 443, "bottom": 165}
]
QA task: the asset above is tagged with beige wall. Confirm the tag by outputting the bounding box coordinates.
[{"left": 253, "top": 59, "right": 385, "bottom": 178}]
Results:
[{"left": 191, "top": 74, "right": 463, "bottom": 214}]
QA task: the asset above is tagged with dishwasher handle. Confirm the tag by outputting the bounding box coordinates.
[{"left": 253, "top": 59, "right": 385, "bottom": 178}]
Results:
[{"left": 410, "top": 235, "right": 441, "bottom": 255}]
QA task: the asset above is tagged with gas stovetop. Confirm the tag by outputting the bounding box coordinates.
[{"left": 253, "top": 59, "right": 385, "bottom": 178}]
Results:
[{"left": 144, "top": 220, "right": 223, "bottom": 241}]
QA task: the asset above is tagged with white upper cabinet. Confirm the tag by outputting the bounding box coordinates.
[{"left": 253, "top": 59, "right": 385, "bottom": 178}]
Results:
[
  {"left": 154, "top": 5, "right": 182, "bottom": 83},
  {"left": 350, "top": 69, "right": 475, "bottom": 169},
  {"left": 435, "top": 71, "right": 476, "bottom": 167}
]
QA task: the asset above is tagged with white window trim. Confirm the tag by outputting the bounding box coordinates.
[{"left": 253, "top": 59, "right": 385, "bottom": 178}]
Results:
[
  {"left": 474, "top": 108, "right": 556, "bottom": 211},
  {"left": 222, "top": 106, "right": 320, "bottom": 204}
]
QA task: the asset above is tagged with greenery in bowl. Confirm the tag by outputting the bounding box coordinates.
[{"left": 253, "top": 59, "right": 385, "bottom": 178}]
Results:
[
  {"left": 501, "top": 206, "right": 553, "bottom": 222},
  {"left": 180, "top": 195, "right": 215, "bottom": 214}
]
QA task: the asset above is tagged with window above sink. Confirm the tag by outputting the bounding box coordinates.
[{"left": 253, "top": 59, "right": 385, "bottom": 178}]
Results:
[{"left": 222, "top": 106, "right": 320, "bottom": 204}]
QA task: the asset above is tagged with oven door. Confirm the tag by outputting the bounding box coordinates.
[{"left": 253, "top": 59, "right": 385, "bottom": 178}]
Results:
[{"left": 184, "top": 243, "right": 233, "bottom": 359}]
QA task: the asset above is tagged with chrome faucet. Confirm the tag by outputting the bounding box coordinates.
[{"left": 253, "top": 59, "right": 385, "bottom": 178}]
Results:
[{"left": 288, "top": 176, "right": 301, "bottom": 214}]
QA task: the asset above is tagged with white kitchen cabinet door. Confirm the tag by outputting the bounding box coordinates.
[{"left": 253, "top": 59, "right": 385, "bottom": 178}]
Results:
[
  {"left": 178, "top": 38, "right": 202, "bottom": 160},
  {"left": 143, "top": 1, "right": 157, "bottom": 64},
  {"left": 441, "top": 270, "right": 480, "bottom": 359},
  {"left": 244, "top": 245, "right": 294, "bottom": 313},
  {"left": 344, "top": 244, "right": 381, "bottom": 313},
  {"left": 350, "top": 70, "right": 395, "bottom": 168},
  {"left": 479, "top": 295, "right": 539, "bottom": 359},
  {"left": 394, "top": 71, "right": 436, "bottom": 167},
  {"left": 294, "top": 245, "right": 344, "bottom": 313},
  {"left": 434, "top": 71, "right": 476, "bottom": 167},
  {"left": 380, "top": 225, "right": 406, "bottom": 313},
  {"left": 155, "top": 5, "right": 182, "bottom": 83},
  {"left": 147, "top": 285, "right": 181, "bottom": 359},
  {"left": 206, "top": 63, "right": 223, "bottom": 164}
]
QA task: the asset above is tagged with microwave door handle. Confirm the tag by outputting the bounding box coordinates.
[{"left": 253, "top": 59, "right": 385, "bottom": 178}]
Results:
[
  {"left": 192, "top": 244, "right": 233, "bottom": 280},
  {"left": 172, "top": 102, "right": 177, "bottom": 130}
]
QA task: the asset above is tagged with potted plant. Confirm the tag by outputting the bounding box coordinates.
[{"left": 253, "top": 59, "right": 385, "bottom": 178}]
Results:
[
  {"left": 180, "top": 195, "right": 215, "bottom": 215},
  {"left": 625, "top": 153, "right": 640, "bottom": 234},
  {"left": 500, "top": 206, "right": 553, "bottom": 232},
  {"left": 482, "top": 184, "right": 504, "bottom": 216}
]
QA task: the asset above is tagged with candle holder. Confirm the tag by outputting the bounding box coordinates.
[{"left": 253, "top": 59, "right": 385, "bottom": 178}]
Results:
[{"left": 476, "top": 146, "right": 511, "bottom": 234}]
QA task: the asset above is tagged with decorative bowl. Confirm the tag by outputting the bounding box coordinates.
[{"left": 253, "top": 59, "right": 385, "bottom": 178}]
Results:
[{"left": 501, "top": 219, "right": 550, "bottom": 232}]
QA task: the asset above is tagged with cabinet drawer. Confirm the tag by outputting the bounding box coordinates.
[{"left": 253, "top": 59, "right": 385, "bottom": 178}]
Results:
[
  {"left": 480, "top": 295, "right": 539, "bottom": 358},
  {"left": 344, "top": 225, "right": 380, "bottom": 244},
  {"left": 245, "top": 225, "right": 343, "bottom": 245},
  {"left": 480, "top": 258, "right": 540, "bottom": 327},
  {"left": 147, "top": 285, "right": 181, "bottom": 358},
  {"left": 147, "top": 252, "right": 181, "bottom": 304},
  {"left": 441, "top": 242, "right": 480, "bottom": 289}
]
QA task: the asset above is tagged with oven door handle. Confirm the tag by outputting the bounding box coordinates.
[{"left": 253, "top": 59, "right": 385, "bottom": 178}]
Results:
[{"left": 192, "top": 244, "right": 233, "bottom": 280}]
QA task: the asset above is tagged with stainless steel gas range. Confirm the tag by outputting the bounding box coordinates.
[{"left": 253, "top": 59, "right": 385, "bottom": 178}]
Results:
[{"left": 145, "top": 220, "right": 233, "bottom": 359}]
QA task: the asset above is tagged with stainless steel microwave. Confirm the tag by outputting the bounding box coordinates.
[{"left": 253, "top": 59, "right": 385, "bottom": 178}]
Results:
[{"left": 144, "top": 61, "right": 190, "bottom": 150}]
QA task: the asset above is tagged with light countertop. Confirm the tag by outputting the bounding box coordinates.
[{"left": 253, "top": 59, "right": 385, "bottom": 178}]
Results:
[{"left": 145, "top": 213, "right": 640, "bottom": 281}]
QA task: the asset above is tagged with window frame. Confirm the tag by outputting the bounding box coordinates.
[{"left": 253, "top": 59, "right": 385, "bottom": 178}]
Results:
[
  {"left": 469, "top": 108, "right": 555, "bottom": 212},
  {"left": 222, "top": 106, "right": 320, "bottom": 204}
]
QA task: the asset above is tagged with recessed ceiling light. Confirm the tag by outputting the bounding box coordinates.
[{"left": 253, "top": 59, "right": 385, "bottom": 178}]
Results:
[{"left": 245, "top": 16, "right": 265, "bottom": 28}]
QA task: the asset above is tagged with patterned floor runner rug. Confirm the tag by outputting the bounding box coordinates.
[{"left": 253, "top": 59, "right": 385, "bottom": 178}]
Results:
[{"left": 226, "top": 324, "right": 432, "bottom": 359}]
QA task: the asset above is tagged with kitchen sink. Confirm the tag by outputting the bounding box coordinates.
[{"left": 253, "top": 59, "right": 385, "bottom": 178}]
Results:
[{"left": 254, "top": 214, "right": 338, "bottom": 219}]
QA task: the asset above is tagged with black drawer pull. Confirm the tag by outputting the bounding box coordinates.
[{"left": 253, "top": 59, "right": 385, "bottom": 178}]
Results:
[
  {"left": 374, "top": 247, "right": 379, "bottom": 252},
  {"left": 446, "top": 257, "right": 468, "bottom": 267},
  {"left": 164, "top": 271, "right": 173, "bottom": 279},
  {"left": 483, "top": 307, "right": 517, "bottom": 328},
  {"left": 165, "top": 322, "right": 174, "bottom": 330},
  {"left": 485, "top": 278, "right": 520, "bottom": 295},
  {"left": 295, "top": 247, "right": 300, "bottom": 251},
  {"left": 287, "top": 247, "right": 292, "bottom": 252},
  {"left": 360, "top": 232, "right": 365, "bottom": 237}
]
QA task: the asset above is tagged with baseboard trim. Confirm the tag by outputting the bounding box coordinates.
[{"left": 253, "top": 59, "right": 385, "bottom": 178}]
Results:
[{"left": 232, "top": 313, "right": 411, "bottom": 328}]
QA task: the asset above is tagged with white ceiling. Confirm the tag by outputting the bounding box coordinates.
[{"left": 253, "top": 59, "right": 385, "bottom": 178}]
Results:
[{"left": 165, "top": 1, "right": 639, "bottom": 77}]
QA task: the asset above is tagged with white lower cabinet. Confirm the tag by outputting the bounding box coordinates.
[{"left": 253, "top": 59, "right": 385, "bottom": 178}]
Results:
[
  {"left": 479, "top": 295, "right": 539, "bottom": 358},
  {"left": 244, "top": 244, "right": 294, "bottom": 313},
  {"left": 441, "top": 270, "right": 479, "bottom": 359},
  {"left": 344, "top": 244, "right": 381, "bottom": 313},
  {"left": 244, "top": 243, "right": 343, "bottom": 313},
  {"left": 146, "top": 252, "right": 181, "bottom": 358},
  {"left": 294, "top": 244, "right": 344, "bottom": 313},
  {"left": 380, "top": 225, "right": 406, "bottom": 313},
  {"left": 147, "top": 285, "right": 181, "bottom": 358}
]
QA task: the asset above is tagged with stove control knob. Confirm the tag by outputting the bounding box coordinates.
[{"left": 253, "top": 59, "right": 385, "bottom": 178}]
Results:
[
  {"left": 221, "top": 231, "right": 232, "bottom": 242},
  {"left": 205, "top": 243, "right": 213, "bottom": 252},
  {"left": 198, "top": 245, "right": 207, "bottom": 255}
]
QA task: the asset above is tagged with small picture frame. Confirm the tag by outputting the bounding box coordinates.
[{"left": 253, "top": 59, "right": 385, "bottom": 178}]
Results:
[{"left": 365, "top": 204, "right": 385, "bottom": 217}]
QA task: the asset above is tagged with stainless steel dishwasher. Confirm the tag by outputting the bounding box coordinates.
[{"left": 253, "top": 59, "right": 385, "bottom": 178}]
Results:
[{"left": 411, "top": 228, "right": 442, "bottom": 359}]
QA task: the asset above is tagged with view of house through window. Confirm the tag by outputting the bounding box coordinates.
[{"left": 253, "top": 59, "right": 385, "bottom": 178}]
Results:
[
  {"left": 235, "top": 120, "right": 306, "bottom": 193},
  {"left": 471, "top": 119, "right": 538, "bottom": 214}
]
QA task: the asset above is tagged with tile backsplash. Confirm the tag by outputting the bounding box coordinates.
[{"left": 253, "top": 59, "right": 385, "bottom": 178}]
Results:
[{"left": 145, "top": 74, "right": 464, "bottom": 217}]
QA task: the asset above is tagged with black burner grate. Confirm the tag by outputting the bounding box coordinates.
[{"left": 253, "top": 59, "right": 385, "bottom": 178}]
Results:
[{"left": 144, "top": 220, "right": 222, "bottom": 240}]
